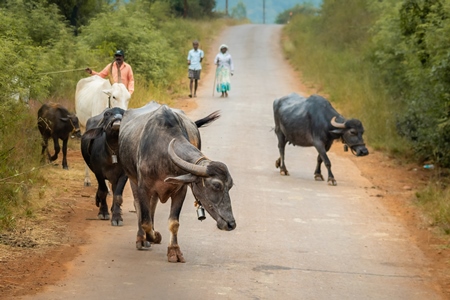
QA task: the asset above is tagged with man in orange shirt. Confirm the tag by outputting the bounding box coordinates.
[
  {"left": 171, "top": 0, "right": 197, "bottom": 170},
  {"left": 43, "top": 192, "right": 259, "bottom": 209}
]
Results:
[{"left": 85, "top": 50, "right": 135, "bottom": 94}]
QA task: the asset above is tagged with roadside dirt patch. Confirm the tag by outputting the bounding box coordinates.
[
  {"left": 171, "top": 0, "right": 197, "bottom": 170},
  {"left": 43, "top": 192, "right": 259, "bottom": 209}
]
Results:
[
  {"left": 0, "top": 148, "right": 95, "bottom": 298},
  {"left": 340, "top": 146, "right": 450, "bottom": 296}
]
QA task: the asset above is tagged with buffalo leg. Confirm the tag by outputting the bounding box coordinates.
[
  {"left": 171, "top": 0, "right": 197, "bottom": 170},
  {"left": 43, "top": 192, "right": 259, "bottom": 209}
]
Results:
[
  {"left": 95, "top": 174, "right": 110, "bottom": 220},
  {"left": 131, "top": 181, "right": 152, "bottom": 249},
  {"left": 146, "top": 195, "right": 162, "bottom": 244},
  {"left": 41, "top": 137, "right": 49, "bottom": 164},
  {"left": 84, "top": 164, "right": 91, "bottom": 186},
  {"left": 314, "top": 143, "right": 336, "bottom": 186},
  {"left": 167, "top": 186, "right": 187, "bottom": 263},
  {"left": 110, "top": 175, "right": 127, "bottom": 226},
  {"left": 314, "top": 154, "right": 324, "bottom": 181},
  {"left": 61, "top": 138, "right": 69, "bottom": 170},
  {"left": 275, "top": 129, "right": 289, "bottom": 175},
  {"left": 50, "top": 136, "right": 60, "bottom": 163}
]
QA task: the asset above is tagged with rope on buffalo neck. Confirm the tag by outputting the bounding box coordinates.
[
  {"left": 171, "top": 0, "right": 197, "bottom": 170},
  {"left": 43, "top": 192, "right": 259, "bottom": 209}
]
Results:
[
  {"left": 38, "top": 117, "right": 52, "bottom": 133},
  {"left": 105, "top": 140, "right": 118, "bottom": 164},
  {"left": 68, "top": 117, "right": 79, "bottom": 134}
]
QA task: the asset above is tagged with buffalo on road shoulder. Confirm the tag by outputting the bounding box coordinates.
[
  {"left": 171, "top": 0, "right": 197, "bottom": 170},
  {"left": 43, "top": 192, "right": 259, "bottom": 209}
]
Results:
[
  {"left": 273, "top": 93, "right": 369, "bottom": 185},
  {"left": 119, "top": 102, "right": 235, "bottom": 263},
  {"left": 81, "top": 107, "right": 127, "bottom": 226},
  {"left": 37, "top": 102, "right": 81, "bottom": 170}
]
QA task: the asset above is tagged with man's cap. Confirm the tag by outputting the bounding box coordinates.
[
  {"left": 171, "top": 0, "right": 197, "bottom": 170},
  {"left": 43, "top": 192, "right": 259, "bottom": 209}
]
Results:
[{"left": 114, "top": 50, "right": 124, "bottom": 56}]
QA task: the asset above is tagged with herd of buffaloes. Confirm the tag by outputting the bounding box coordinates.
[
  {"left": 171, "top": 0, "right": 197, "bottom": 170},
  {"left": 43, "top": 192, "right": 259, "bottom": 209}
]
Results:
[{"left": 36, "top": 75, "right": 368, "bottom": 263}]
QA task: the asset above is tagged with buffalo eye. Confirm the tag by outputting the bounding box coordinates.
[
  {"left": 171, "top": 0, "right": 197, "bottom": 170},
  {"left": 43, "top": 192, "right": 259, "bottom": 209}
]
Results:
[
  {"left": 349, "top": 129, "right": 357, "bottom": 135},
  {"left": 211, "top": 180, "right": 223, "bottom": 191}
]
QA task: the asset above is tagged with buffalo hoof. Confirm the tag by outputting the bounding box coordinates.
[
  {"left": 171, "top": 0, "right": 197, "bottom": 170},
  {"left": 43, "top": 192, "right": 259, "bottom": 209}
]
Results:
[
  {"left": 98, "top": 213, "right": 110, "bottom": 220},
  {"left": 136, "top": 240, "right": 151, "bottom": 250},
  {"left": 275, "top": 158, "right": 280, "bottom": 168},
  {"left": 314, "top": 174, "right": 324, "bottom": 181},
  {"left": 111, "top": 219, "right": 123, "bottom": 226},
  {"left": 328, "top": 178, "right": 337, "bottom": 186},
  {"left": 167, "top": 246, "right": 185, "bottom": 263},
  {"left": 147, "top": 231, "right": 162, "bottom": 244},
  {"left": 63, "top": 166, "right": 69, "bottom": 170},
  {"left": 280, "top": 170, "right": 289, "bottom": 176},
  {"left": 84, "top": 181, "right": 91, "bottom": 187}
]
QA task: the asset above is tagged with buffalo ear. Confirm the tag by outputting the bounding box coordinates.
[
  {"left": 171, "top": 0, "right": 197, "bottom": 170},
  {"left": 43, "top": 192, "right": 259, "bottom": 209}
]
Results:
[
  {"left": 102, "top": 89, "right": 112, "bottom": 97},
  {"left": 330, "top": 129, "right": 344, "bottom": 135},
  {"left": 165, "top": 174, "right": 197, "bottom": 184},
  {"left": 83, "top": 127, "right": 103, "bottom": 140}
]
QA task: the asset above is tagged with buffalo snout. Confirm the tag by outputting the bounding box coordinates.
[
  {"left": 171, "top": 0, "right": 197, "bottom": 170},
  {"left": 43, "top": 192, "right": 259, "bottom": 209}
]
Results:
[
  {"left": 216, "top": 218, "right": 236, "bottom": 231},
  {"left": 355, "top": 147, "right": 369, "bottom": 156},
  {"left": 72, "top": 131, "right": 82, "bottom": 139}
]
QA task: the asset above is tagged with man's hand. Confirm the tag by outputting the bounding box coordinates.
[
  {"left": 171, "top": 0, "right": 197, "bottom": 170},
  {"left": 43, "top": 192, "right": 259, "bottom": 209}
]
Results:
[
  {"left": 187, "top": 60, "right": 191, "bottom": 65},
  {"left": 85, "top": 68, "right": 92, "bottom": 74}
]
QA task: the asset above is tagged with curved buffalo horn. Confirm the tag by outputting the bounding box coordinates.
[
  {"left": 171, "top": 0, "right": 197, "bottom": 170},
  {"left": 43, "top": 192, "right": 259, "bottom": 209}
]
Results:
[
  {"left": 331, "top": 116, "right": 346, "bottom": 129},
  {"left": 108, "top": 60, "right": 114, "bottom": 85},
  {"left": 168, "top": 139, "right": 208, "bottom": 176}
]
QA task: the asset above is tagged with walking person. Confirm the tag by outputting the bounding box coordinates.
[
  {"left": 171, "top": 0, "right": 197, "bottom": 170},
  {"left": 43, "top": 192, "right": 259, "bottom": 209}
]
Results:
[
  {"left": 187, "top": 40, "right": 204, "bottom": 98},
  {"left": 85, "top": 49, "right": 135, "bottom": 95},
  {"left": 214, "top": 44, "right": 234, "bottom": 98}
]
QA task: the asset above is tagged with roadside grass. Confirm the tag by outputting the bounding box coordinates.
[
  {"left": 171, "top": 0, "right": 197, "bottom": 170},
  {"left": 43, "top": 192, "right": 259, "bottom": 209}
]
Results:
[
  {"left": 0, "top": 101, "right": 44, "bottom": 230},
  {"left": 416, "top": 179, "right": 450, "bottom": 235}
]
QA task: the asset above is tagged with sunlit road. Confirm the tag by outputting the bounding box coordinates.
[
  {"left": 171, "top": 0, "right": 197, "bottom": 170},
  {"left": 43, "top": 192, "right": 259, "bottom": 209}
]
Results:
[{"left": 23, "top": 24, "right": 443, "bottom": 300}]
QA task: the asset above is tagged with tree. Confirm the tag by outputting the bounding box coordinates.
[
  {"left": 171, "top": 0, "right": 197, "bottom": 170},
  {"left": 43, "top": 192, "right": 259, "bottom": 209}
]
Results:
[
  {"left": 275, "top": 3, "right": 317, "bottom": 24},
  {"left": 231, "top": 1, "right": 246, "bottom": 20},
  {"left": 47, "top": 0, "right": 109, "bottom": 35}
]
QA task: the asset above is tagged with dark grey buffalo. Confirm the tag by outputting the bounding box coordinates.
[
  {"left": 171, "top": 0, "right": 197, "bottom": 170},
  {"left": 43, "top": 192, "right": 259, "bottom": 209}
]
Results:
[
  {"left": 81, "top": 107, "right": 127, "bottom": 226},
  {"left": 119, "top": 102, "right": 236, "bottom": 263},
  {"left": 37, "top": 102, "right": 81, "bottom": 170},
  {"left": 274, "top": 93, "right": 369, "bottom": 185}
]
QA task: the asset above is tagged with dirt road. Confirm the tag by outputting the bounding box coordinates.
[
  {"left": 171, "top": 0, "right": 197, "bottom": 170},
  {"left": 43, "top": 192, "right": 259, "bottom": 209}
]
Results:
[{"left": 22, "top": 25, "right": 445, "bottom": 299}]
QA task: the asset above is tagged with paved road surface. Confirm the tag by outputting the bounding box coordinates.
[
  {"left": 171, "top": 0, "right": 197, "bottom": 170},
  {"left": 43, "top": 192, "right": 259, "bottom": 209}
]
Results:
[{"left": 22, "top": 25, "right": 444, "bottom": 300}]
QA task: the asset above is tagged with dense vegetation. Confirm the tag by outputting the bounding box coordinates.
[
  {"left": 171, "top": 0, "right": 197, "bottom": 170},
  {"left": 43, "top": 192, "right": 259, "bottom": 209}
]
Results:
[
  {"left": 281, "top": 0, "right": 450, "bottom": 231},
  {"left": 0, "top": 0, "right": 230, "bottom": 230}
]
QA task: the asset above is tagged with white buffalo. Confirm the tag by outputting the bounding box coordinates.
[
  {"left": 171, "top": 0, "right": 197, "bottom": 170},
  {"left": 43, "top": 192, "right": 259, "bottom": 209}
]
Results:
[{"left": 75, "top": 66, "right": 131, "bottom": 186}]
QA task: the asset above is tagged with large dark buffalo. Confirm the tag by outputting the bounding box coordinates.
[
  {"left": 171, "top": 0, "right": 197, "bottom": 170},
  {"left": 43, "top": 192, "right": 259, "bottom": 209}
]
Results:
[
  {"left": 274, "top": 93, "right": 369, "bottom": 185},
  {"left": 37, "top": 103, "right": 81, "bottom": 170},
  {"left": 81, "top": 107, "right": 127, "bottom": 225},
  {"left": 119, "top": 102, "right": 236, "bottom": 263}
]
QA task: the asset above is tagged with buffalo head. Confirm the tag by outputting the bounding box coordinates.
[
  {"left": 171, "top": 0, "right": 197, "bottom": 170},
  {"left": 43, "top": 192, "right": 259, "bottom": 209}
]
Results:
[
  {"left": 83, "top": 107, "right": 125, "bottom": 140},
  {"left": 64, "top": 114, "right": 82, "bottom": 139},
  {"left": 330, "top": 117, "right": 369, "bottom": 157},
  {"left": 165, "top": 139, "right": 236, "bottom": 231}
]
